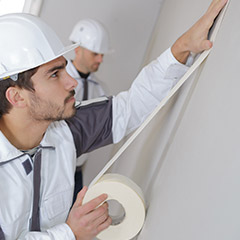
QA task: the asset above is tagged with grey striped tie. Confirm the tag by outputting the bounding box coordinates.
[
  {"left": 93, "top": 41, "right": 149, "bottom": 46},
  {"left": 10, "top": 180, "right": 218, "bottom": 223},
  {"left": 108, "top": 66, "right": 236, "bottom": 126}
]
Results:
[{"left": 83, "top": 78, "right": 88, "bottom": 100}]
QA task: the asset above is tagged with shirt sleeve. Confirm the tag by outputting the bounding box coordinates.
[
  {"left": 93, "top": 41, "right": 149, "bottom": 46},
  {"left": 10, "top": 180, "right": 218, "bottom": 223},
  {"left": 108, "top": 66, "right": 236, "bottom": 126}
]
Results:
[
  {"left": 66, "top": 47, "right": 191, "bottom": 153},
  {"left": 66, "top": 97, "right": 113, "bottom": 158},
  {"left": 19, "top": 223, "right": 75, "bottom": 240},
  {"left": 112, "top": 47, "right": 190, "bottom": 143}
]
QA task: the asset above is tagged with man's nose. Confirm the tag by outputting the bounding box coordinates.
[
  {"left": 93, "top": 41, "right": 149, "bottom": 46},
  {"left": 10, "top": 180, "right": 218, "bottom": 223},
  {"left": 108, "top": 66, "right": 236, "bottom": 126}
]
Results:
[
  {"left": 64, "top": 72, "right": 78, "bottom": 90},
  {"left": 96, "top": 54, "right": 104, "bottom": 63}
]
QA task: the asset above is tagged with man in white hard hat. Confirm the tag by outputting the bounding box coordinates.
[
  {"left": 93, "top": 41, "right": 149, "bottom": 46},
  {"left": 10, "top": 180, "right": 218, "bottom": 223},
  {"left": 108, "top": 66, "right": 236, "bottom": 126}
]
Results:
[
  {"left": 0, "top": 0, "right": 227, "bottom": 239},
  {"left": 66, "top": 19, "right": 112, "bottom": 201},
  {"left": 67, "top": 18, "right": 111, "bottom": 101}
]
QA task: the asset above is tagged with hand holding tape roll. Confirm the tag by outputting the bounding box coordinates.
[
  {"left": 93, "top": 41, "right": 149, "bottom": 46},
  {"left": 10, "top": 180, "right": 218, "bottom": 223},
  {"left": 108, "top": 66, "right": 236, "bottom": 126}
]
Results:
[
  {"left": 83, "top": 2, "right": 229, "bottom": 239},
  {"left": 83, "top": 174, "right": 145, "bottom": 240}
]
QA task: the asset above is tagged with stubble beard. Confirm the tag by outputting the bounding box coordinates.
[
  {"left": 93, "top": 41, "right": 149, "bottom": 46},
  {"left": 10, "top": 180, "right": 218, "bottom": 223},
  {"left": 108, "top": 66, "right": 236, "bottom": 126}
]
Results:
[
  {"left": 90, "top": 63, "right": 100, "bottom": 72},
  {"left": 28, "top": 90, "right": 76, "bottom": 122}
]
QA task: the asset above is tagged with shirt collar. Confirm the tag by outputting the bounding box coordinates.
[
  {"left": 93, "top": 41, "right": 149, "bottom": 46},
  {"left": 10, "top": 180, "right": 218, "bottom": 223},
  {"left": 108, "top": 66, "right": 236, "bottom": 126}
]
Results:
[
  {"left": 0, "top": 125, "right": 56, "bottom": 163},
  {"left": 66, "top": 60, "right": 94, "bottom": 80},
  {"left": 0, "top": 131, "right": 22, "bottom": 163}
]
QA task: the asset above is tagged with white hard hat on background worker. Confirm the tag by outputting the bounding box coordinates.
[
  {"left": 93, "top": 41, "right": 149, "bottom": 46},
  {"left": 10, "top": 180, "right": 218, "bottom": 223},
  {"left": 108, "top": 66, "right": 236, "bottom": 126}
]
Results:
[
  {"left": 0, "top": 13, "right": 77, "bottom": 81},
  {"left": 69, "top": 18, "right": 113, "bottom": 54}
]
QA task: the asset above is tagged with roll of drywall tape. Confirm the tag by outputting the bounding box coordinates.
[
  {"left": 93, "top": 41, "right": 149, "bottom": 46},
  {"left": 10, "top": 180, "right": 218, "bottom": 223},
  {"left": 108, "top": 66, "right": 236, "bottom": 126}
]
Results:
[{"left": 83, "top": 173, "right": 145, "bottom": 240}]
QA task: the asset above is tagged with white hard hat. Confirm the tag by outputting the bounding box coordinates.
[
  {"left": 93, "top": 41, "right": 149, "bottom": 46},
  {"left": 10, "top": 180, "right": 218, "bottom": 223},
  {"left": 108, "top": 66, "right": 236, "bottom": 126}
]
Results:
[
  {"left": 69, "top": 19, "right": 113, "bottom": 54},
  {"left": 0, "top": 13, "right": 78, "bottom": 81}
]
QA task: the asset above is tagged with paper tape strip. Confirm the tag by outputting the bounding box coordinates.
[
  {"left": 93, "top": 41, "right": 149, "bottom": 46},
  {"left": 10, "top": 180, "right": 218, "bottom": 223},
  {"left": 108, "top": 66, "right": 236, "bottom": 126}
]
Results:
[
  {"left": 84, "top": 2, "right": 230, "bottom": 239},
  {"left": 89, "top": 0, "right": 229, "bottom": 188}
]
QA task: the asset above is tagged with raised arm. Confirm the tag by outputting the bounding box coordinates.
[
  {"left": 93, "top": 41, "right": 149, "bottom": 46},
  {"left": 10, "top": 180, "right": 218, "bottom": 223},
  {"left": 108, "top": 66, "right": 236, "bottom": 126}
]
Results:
[{"left": 112, "top": 0, "right": 228, "bottom": 143}]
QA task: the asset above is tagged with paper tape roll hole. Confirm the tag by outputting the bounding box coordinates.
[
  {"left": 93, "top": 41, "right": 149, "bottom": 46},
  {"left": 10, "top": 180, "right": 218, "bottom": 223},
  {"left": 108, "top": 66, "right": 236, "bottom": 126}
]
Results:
[
  {"left": 83, "top": 173, "right": 146, "bottom": 240},
  {"left": 107, "top": 199, "right": 126, "bottom": 225}
]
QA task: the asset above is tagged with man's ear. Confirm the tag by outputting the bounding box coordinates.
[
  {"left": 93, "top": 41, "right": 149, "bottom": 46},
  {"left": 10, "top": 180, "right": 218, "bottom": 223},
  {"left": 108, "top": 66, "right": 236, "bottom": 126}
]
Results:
[
  {"left": 74, "top": 46, "right": 79, "bottom": 54},
  {"left": 75, "top": 46, "right": 83, "bottom": 54},
  {"left": 5, "top": 87, "right": 27, "bottom": 108}
]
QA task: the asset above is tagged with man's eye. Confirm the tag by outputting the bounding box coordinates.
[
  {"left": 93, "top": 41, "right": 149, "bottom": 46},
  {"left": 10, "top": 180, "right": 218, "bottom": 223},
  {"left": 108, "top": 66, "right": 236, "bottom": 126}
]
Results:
[{"left": 51, "top": 72, "right": 58, "bottom": 78}]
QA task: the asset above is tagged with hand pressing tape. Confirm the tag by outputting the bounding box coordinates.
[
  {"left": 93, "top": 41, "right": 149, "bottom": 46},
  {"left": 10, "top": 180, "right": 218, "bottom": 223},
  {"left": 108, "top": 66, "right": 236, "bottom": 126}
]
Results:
[{"left": 82, "top": 173, "right": 145, "bottom": 240}]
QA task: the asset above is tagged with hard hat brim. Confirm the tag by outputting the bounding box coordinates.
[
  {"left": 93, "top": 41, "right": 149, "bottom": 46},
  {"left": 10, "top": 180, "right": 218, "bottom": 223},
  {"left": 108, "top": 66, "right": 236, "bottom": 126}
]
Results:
[{"left": 0, "top": 43, "right": 79, "bottom": 80}]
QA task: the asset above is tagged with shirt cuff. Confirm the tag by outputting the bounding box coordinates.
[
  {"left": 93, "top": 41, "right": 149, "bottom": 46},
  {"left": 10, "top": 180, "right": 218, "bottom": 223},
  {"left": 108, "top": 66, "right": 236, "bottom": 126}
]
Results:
[{"left": 46, "top": 223, "right": 76, "bottom": 240}]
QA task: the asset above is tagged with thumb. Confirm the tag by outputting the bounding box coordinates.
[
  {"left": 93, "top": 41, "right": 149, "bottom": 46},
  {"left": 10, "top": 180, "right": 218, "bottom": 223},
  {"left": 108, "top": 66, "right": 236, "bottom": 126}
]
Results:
[
  {"left": 202, "top": 39, "right": 213, "bottom": 51},
  {"left": 72, "top": 186, "right": 88, "bottom": 208}
]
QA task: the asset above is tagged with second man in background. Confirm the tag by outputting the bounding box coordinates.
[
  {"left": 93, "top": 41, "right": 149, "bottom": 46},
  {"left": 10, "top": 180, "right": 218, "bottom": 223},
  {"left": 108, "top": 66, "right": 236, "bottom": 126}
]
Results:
[{"left": 66, "top": 19, "right": 113, "bottom": 201}]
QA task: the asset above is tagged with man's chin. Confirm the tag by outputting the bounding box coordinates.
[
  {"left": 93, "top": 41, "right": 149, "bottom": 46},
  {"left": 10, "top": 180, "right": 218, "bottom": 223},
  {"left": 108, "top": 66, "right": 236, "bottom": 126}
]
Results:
[
  {"left": 61, "top": 105, "right": 76, "bottom": 120},
  {"left": 67, "top": 106, "right": 77, "bottom": 119},
  {"left": 92, "top": 65, "right": 100, "bottom": 72}
]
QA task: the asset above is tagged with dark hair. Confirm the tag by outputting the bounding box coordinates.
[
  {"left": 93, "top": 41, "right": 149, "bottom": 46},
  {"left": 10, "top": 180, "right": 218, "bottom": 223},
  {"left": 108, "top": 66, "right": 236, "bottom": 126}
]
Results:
[{"left": 0, "top": 67, "right": 38, "bottom": 118}]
